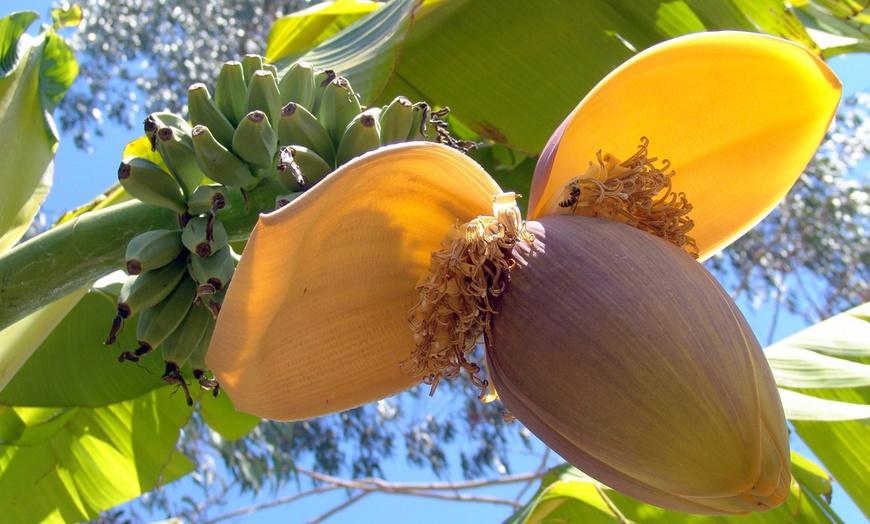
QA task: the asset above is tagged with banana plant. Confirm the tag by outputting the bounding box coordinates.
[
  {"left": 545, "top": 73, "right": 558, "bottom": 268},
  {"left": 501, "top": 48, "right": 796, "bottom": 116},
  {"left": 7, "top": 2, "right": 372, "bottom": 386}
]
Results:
[{"left": 1, "top": 0, "right": 869, "bottom": 522}]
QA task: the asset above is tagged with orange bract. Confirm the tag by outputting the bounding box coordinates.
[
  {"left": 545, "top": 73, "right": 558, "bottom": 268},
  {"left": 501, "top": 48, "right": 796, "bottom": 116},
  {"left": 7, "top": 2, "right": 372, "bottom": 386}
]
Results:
[
  {"left": 206, "top": 142, "right": 500, "bottom": 420},
  {"left": 530, "top": 32, "right": 841, "bottom": 259}
]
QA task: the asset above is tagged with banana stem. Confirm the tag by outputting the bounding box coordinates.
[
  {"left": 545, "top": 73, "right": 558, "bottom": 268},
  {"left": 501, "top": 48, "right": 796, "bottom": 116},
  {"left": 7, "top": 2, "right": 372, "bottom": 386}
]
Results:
[{"left": 0, "top": 178, "right": 289, "bottom": 331}]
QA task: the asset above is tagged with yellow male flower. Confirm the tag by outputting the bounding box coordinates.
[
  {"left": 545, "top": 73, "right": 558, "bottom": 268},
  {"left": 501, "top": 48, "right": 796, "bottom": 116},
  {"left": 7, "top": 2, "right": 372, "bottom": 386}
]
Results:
[{"left": 206, "top": 32, "right": 840, "bottom": 514}]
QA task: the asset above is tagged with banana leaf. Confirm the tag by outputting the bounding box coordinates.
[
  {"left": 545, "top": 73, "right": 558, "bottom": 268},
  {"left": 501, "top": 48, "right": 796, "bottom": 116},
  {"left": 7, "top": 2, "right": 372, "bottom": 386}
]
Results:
[
  {"left": 0, "top": 389, "right": 194, "bottom": 524},
  {"left": 0, "top": 11, "right": 77, "bottom": 253},
  {"left": 507, "top": 456, "right": 841, "bottom": 524},
  {"left": 766, "top": 302, "right": 870, "bottom": 517}
]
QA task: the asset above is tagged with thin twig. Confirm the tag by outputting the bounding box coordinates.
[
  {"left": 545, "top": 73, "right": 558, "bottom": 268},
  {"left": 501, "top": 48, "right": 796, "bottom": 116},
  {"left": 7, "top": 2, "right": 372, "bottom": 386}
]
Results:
[
  {"left": 296, "top": 466, "right": 545, "bottom": 492},
  {"left": 730, "top": 198, "right": 794, "bottom": 301},
  {"left": 766, "top": 283, "right": 784, "bottom": 346},
  {"left": 206, "top": 468, "right": 546, "bottom": 523},
  {"left": 307, "top": 491, "right": 369, "bottom": 524},
  {"left": 514, "top": 448, "right": 550, "bottom": 503},
  {"left": 206, "top": 484, "right": 342, "bottom": 524}
]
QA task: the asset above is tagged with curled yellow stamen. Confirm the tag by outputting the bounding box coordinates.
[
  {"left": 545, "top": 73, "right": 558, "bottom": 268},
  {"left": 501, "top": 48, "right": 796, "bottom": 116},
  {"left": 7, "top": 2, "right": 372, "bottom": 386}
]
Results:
[
  {"left": 550, "top": 137, "right": 698, "bottom": 258},
  {"left": 403, "top": 193, "right": 534, "bottom": 398}
]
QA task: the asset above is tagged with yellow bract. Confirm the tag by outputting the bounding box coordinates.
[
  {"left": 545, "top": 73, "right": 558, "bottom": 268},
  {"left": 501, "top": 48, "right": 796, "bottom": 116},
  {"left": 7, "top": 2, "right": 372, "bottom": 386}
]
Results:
[
  {"left": 530, "top": 31, "right": 841, "bottom": 259},
  {"left": 206, "top": 143, "right": 499, "bottom": 420}
]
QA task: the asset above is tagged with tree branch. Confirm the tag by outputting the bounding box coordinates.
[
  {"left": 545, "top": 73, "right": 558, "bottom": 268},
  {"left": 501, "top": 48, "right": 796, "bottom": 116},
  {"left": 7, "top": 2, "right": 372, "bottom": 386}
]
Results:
[
  {"left": 206, "top": 484, "right": 343, "bottom": 524},
  {"left": 308, "top": 491, "right": 369, "bottom": 524},
  {"left": 206, "top": 467, "right": 547, "bottom": 523}
]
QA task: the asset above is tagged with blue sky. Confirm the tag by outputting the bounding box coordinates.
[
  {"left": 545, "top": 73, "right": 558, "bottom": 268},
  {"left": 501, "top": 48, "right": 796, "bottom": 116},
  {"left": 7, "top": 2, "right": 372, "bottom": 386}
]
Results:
[{"left": 8, "top": 1, "right": 870, "bottom": 523}]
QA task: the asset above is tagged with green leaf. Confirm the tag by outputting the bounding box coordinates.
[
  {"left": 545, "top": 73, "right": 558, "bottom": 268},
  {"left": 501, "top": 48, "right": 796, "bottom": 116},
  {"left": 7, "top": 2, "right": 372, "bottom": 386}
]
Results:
[
  {"left": 760, "top": 302, "right": 870, "bottom": 517},
  {"left": 0, "top": 283, "right": 168, "bottom": 407},
  {"left": 199, "top": 386, "right": 260, "bottom": 441},
  {"left": 0, "top": 287, "right": 86, "bottom": 395},
  {"left": 0, "top": 12, "right": 39, "bottom": 71},
  {"left": 0, "top": 11, "right": 77, "bottom": 252},
  {"left": 791, "top": 0, "right": 870, "bottom": 56},
  {"left": 767, "top": 345, "right": 870, "bottom": 389},
  {"left": 265, "top": 0, "right": 381, "bottom": 63},
  {"left": 774, "top": 302, "right": 870, "bottom": 359},
  {"left": 51, "top": 5, "right": 83, "bottom": 30},
  {"left": 376, "top": 0, "right": 825, "bottom": 155},
  {"left": 508, "top": 453, "right": 843, "bottom": 524},
  {"left": 779, "top": 388, "right": 870, "bottom": 421},
  {"left": 273, "top": 0, "right": 422, "bottom": 104},
  {"left": 793, "top": 412, "right": 870, "bottom": 518},
  {"left": 0, "top": 389, "right": 194, "bottom": 523},
  {"left": 729, "top": 0, "right": 821, "bottom": 53}
]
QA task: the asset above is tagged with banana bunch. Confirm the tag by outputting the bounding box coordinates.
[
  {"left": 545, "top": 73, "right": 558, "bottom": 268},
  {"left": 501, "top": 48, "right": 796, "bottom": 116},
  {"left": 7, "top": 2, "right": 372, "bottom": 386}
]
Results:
[{"left": 108, "top": 53, "right": 463, "bottom": 406}]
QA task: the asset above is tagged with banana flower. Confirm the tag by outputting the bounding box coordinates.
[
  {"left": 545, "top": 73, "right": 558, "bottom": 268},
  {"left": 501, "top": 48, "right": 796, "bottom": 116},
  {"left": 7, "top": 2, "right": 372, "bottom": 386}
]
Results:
[{"left": 206, "top": 32, "right": 840, "bottom": 514}]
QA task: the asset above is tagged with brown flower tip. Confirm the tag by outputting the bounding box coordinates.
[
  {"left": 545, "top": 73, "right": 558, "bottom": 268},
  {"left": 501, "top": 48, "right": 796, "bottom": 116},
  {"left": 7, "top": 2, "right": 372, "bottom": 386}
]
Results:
[
  {"left": 551, "top": 137, "right": 698, "bottom": 258},
  {"left": 403, "top": 193, "right": 534, "bottom": 398}
]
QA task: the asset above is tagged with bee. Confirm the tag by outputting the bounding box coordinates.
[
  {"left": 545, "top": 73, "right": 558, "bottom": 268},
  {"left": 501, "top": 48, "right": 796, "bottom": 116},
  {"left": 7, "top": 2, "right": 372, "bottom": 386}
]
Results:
[
  {"left": 277, "top": 146, "right": 306, "bottom": 188},
  {"left": 558, "top": 184, "right": 581, "bottom": 210}
]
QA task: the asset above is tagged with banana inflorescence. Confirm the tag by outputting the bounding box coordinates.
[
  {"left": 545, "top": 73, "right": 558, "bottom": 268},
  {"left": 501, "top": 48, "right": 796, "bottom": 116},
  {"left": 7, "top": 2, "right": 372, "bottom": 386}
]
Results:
[{"left": 107, "top": 54, "right": 469, "bottom": 406}]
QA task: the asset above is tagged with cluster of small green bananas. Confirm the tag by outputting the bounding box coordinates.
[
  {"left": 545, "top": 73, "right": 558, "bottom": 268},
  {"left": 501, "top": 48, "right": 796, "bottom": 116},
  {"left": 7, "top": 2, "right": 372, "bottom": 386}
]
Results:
[{"left": 106, "top": 54, "right": 454, "bottom": 406}]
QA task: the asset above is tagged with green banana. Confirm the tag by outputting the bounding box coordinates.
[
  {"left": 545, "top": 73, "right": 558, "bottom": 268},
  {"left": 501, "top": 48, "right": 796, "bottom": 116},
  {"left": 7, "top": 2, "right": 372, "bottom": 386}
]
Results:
[
  {"left": 182, "top": 215, "right": 228, "bottom": 257},
  {"left": 277, "top": 145, "right": 333, "bottom": 191},
  {"left": 144, "top": 111, "right": 192, "bottom": 146},
  {"left": 311, "top": 68, "right": 337, "bottom": 116},
  {"left": 188, "top": 246, "right": 235, "bottom": 297},
  {"left": 188, "top": 316, "right": 220, "bottom": 395},
  {"left": 187, "top": 183, "right": 231, "bottom": 216},
  {"left": 379, "top": 96, "right": 414, "bottom": 145},
  {"left": 188, "top": 82, "right": 236, "bottom": 149},
  {"left": 277, "top": 102, "right": 335, "bottom": 166},
  {"left": 246, "top": 69, "right": 283, "bottom": 129},
  {"left": 408, "top": 102, "right": 431, "bottom": 141},
  {"left": 162, "top": 303, "right": 214, "bottom": 371},
  {"left": 200, "top": 285, "right": 226, "bottom": 318},
  {"left": 155, "top": 126, "right": 204, "bottom": 198},
  {"left": 116, "top": 254, "right": 189, "bottom": 319},
  {"left": 120, "top": 275, "right": 197, "bottom": 363},
  {"left": 318, "top": 77, "right": 362, "bottom": 147},
  {"left": 335, "top": 108, "right": 382, "bottom": 166},
  {"left": 161, "top": 304, "right": 215, "bottom": 405},
  {"left": 278, "top": 61, "right": 316, "bottom": 112},
  {"left": 125, "top": 229, "right": 185, "bottom": 275},
  {"left": 263, "top": 63, "right": 279, "bottom": 79},
  {"left": 240, "top": 54, "right": 264, "bottom": 85},
  {"left": 191, "top": 125, "right": 258, "bottom": 189},
  {"left": 214, "top": 60, "right": 247, "bottom": 126},
  {"left": 117, "top": 156, "right": 187, "bottom": 214},
  {"left": 232, "top": 110, "right": 278, "bottom": 170},
  {"left": 105, "top": 254, "right": 188, "bottom": 345}
]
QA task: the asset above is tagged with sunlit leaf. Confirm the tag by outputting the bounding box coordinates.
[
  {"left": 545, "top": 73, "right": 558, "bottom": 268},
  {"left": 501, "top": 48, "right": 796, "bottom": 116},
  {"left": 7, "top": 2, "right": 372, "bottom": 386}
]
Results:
[
  {"left": 51, "top": 5, "right": 83, "bottom": 29},
  {"left": 199, "top": 386, "right": 260, "bottom": 441},
  {"left": 375, "top": 0, "right": 827, "bottom": 156},
  {"left": 0, "top": 389, "right": 194, "bottom": 523},
  {"left": 791, "top": 0, "right": 870, "bottom": 56},
  {"left": 0, "top": 288, "right": 86, "bottom": 395},
  {"left": 761, "top": 302, "right": 870, "bottom": 517},
  {"left": 0, "top": 282, "right": 167, "bottom": 407},
  {"left": 779, "top": 388, "right": 870, "bottom": 420},
  {"left": 767, "top": 345, "right": 870, "bottom": 388},
  {"left": 265, "top": 0, "right": 381, "bottom": 63},
  {"left": 273, "top": 0, "right": 422, "bottom": 104},
  {"left": 0, "top": 11, "right": 77, "bottom": 252},
  {"left": 508, "top": 455, "right": 842, "bottom": 524}
]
